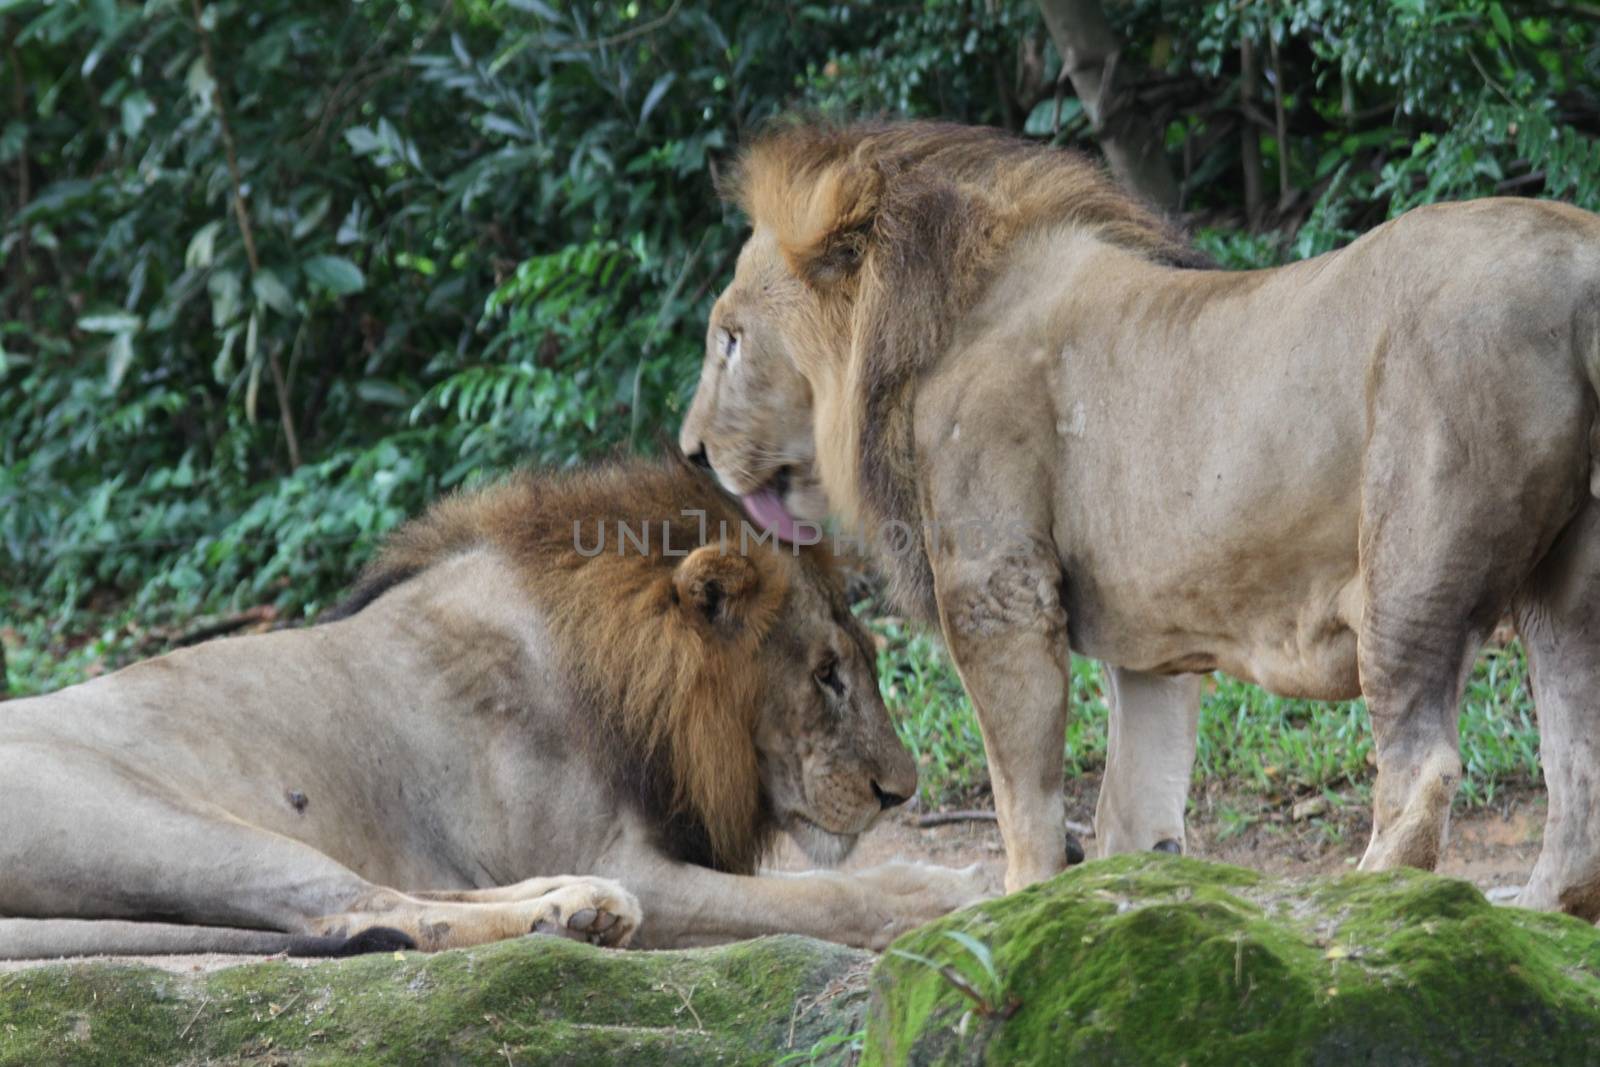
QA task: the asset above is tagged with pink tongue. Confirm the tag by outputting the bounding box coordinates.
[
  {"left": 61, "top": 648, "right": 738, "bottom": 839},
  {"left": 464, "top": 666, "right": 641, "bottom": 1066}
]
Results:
[{"left": 741, "top": 487, "right": 805, "bottom": 544}]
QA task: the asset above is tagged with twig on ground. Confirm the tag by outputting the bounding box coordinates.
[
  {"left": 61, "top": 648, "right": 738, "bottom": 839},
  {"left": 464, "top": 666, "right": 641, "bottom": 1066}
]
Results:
[
  {"left": 267, "top": 992, "right": 304, "bottom": 1020},
  {"left": 916, "top": 810, "right": 1093, "bottom": 838},
  {"left": 178, "top": 997, "right": 211, "bottom": 1040},
  {"left": 657, "top": 982, "right": 703, "bottom": 1032}
]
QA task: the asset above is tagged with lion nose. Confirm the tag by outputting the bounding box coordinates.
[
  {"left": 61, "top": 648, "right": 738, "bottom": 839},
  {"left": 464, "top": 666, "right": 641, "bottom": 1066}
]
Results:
[
  {"left": 687, "top": 445, "right": 712, "bottom": 470},
  {"left": 871, "top": 781, "right": 910, "bottom": 810}
]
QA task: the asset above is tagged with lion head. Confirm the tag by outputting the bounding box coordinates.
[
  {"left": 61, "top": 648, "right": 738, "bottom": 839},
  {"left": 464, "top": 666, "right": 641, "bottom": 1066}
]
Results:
[
  {"left": 680, "top": 119, "right": 1202, "bottom": 613},
  {"left": 340, "top": 455, "right": 915, "bottom": 873}
]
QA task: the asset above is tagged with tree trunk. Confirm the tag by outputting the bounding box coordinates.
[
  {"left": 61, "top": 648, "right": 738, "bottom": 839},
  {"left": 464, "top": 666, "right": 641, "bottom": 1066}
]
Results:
[
  {"left": 1240, "top": 35, "right": 1264, "bottom": 226},
  {"left": 1034, "top": 0, "right": 1179, "bottom": 210}
]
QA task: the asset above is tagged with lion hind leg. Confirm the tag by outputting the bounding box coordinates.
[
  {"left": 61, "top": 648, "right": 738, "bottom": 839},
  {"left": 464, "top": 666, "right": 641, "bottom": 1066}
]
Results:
[
  {"left": 1356, "top": 365, "right": 1592, "bottom": 872},
  {"left": 1357, "top": 576, "right": 1511, "bottom": 874},
  {"left": 308, "top": 877, "right": 641, "bottom": 951},
  {"left": 0, "top": 745, "right": 399, "bottom": 935},
  {"left": 1515, "top": 503, "right": 1600, "bottom": 919},
  {"left": 1095, "top": 667, "right": 1202, "bottom": 857}
]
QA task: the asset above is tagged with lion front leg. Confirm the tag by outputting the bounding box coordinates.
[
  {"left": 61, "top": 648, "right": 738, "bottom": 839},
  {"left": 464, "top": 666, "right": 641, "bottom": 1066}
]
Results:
[
  {"left": 618, "top": 858, "right": 992, "bottom": 950},
  {"left": 307, "top": 878, "right": 641, "bottom": 951},
  {"left": 931, "top": 534, "right": 1074, "bottom": 894}
]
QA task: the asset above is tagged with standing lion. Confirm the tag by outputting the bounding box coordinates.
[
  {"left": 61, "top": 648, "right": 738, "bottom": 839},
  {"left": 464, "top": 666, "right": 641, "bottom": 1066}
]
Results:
[
  {"left": 679, "top": 119, "right": 1600, "bottom": 918},
  {"left": 0, "top": 456, "right": 987, "bottom": 959}
]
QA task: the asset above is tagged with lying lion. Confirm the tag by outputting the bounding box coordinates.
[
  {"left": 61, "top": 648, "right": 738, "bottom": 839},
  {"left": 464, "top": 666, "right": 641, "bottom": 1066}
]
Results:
[
  {"left": 0, "top": 457, "right": 987, "bottom": 959},
  {"left": 680, "top": 118, "right": 1600, "bottom": 917}
]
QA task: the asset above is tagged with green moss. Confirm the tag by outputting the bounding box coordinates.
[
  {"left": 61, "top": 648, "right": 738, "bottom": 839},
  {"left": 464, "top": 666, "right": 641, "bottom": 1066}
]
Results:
[
  {"left": 15, "top": 861, "right": 1600, "bottom": 1066},
  {"left": 0, "top": 934, "right": 872, "bottom": 1066},
  {"left": 865, "top": 854, "right": 1600, "bottom": 1066}
]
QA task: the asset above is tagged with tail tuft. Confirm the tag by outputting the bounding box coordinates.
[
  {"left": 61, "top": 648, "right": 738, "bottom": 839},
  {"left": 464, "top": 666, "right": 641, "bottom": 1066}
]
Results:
[{"left": 291, "top": 926, "right": 417, "bottom": 958}]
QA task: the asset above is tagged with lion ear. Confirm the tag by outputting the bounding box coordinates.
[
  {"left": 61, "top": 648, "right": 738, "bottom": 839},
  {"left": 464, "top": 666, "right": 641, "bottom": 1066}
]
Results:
[
  {"left": 673, "top": 545, "right": 761, "bottom": 633},
  {"left": 780, "top": 162, "right": 882, "bottom": 291}
]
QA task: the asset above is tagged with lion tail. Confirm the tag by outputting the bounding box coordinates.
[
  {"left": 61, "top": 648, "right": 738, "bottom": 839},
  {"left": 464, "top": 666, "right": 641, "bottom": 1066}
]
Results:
[{"left": 0, "top": 918, "right": 414, "bottom": 961}]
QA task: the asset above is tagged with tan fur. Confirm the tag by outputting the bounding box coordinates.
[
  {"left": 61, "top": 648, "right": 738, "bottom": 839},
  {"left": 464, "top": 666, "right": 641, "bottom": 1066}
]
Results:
[
  {"left": 709, "top": 120, "right": 1206, "bottom": 615},
  {"left": 682, "top": 117, "right": 1600, "bottom": 911},
  {"left": 0, "top": 456, "right": 990, "bottom": 959},
  {"left": 354, "top": 461, "right": 794, "bottom": 873}
]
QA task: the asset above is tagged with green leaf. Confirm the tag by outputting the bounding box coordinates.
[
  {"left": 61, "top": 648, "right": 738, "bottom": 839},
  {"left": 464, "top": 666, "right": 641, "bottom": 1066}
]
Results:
[
  {"left": 252, "top": 269, "right": 294, "bottom": 315},
  {"left": 184, "top": 56, "right": 215, "bottom": 108},
  {"left": 355, "top": 379, "right": 412, "bottom": 407},
  {"left": 944, "top": 931, "right": 998, "bottom": 983},
  {"left": 120, "top": 91, "right": 155, "bottom": 140},
  {"left": 213, "top": 324, "right": 242, "bottom": 383},
  {"left": 208, "top": 269, "right": 243, "bottom": 327},
  {"left": 304, "top": 255, "right": 366, "bottom": 295},
  {"left": 185, "top": 221, "right": 223, "bottom": 269},
  {"left": 343, "top": 125, "right": 382, "bottom": 156},
  {"left": 0, "top": 120, "right": 25, "bottom": 164},
  {"left": 77, "top": 312, "right": 142, "bottom": 334},
  {"left": 291, "top": 193, "right": 332, "bottom": 240},
  {"left": 106, "top": 332, "right": 136, "bottom": 388},
  {"left": 639, "top": 73, "right": 675, "bottom": 126},
  {"left": 1488, "top": 3, "right": 1514, "bottom": 45}
]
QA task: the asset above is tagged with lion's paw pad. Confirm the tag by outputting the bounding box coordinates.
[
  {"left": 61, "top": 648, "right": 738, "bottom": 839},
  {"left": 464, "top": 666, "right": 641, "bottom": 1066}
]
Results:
[{"left": 523, "top": 880, "right": 639, "bottom": 948}]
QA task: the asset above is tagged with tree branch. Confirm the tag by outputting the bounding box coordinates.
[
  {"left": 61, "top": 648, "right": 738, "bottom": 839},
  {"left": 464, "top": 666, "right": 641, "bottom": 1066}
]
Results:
[
  {"left": 1269, "top": 31, "right": 1291, "bottom": 209},
  {"left": 6, "top": 23, "right": 30, "bottom": 325},
  {"left": 189, "top": 0, "right": 301, "bottom": 470},
  {"left": 1239, "top": 35, "right": 1263, "bottom": 226},
  {"left": 1034, "top": 0, "right": 1179, "bottom": 210}
]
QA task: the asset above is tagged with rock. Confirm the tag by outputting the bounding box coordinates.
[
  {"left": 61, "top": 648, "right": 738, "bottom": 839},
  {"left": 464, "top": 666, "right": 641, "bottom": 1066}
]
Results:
[
  {"left": 1290, "top": 796, "right": 1329, "bottom": 822},
  {"left": 0, "top": 933, "right": 872, "bottom": 1066},
  {"left": 864, "top": 853, "right": 1600, "bottom": 1066}
]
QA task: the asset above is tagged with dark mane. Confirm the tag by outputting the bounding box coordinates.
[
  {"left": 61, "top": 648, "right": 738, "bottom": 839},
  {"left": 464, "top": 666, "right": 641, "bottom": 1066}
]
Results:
[{"left": 320, "top": 453, "right": 820, "bottom": 874}]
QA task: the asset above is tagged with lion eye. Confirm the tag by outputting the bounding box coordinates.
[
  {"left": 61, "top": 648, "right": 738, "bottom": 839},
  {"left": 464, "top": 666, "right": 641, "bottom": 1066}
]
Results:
[
  {"left": 815, "top": 659, "right": 844, "bottom": 696},
  {"left": 719, "top": 328, "right": 740, "bottom": 364}
]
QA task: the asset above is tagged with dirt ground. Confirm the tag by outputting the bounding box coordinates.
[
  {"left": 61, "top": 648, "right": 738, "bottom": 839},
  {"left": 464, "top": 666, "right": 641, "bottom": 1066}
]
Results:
[
  {"left": 2, "top": 778, "right": 1546, "bottom": 976},
  {"left": 777, "top": 776, "right": 1544, "bottom": 901}
]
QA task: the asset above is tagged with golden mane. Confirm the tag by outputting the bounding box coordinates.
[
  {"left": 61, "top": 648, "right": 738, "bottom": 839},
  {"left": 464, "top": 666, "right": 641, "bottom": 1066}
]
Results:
[
  {"left": 726, "top": 119, "right": 1201, "bottom": 284},
  {"left": 338, "top": 455, "right": 812, "bottom": 874},
  {"left": 722, "top": 119, "right": 1204, "bottom": 617}
]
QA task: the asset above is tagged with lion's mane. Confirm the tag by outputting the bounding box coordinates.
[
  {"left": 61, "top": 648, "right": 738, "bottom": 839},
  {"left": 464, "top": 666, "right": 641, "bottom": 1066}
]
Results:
[
  {"left": 330, "top": 456, "right": 800, "bottom": 875},
  {"left": 726, "top": 119, "right": 1205, "bottom": 616}
]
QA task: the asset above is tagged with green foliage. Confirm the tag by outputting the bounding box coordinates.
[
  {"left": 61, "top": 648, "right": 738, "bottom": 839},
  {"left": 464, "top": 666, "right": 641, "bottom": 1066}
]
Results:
[
  {"left": 0, "top": 0, "right": 1018, "bottom": 632},
  {"left": 1090, "top": 0, "right": 1600, "bottom": 272}
]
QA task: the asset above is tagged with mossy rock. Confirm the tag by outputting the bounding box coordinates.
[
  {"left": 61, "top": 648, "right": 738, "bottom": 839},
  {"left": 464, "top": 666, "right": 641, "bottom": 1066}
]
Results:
[
  {"left": 865, "top": 853, "right": 1600, "bottom": 1066},
  {"left": 0, "top": 933, "right": 871, "bottom": 1066}
]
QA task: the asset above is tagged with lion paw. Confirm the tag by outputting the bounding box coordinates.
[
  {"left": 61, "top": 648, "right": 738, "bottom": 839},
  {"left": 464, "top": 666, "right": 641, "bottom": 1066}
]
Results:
[
  {"left": 522, "top": 878, "right": 641, "bottom": 948},
  {"left": 853, "top": 862, "right": 998, "bottom": 949}
]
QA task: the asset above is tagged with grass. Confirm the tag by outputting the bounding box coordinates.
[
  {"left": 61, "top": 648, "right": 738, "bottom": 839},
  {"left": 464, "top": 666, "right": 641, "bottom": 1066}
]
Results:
[{"left": 873, "top": 614, "right": 1542, "bottom": 813}]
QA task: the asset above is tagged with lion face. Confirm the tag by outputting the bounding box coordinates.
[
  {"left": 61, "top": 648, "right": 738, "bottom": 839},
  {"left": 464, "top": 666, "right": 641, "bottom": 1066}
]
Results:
[
  {"left": 752, "top": 554, "right": 917, "bottom": 865},
  {"left": 667, "top": 539, "right": 916, "bottom": 868},
  {"left": 679, "top": 231, "right": 831, "bottom": 543}
]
